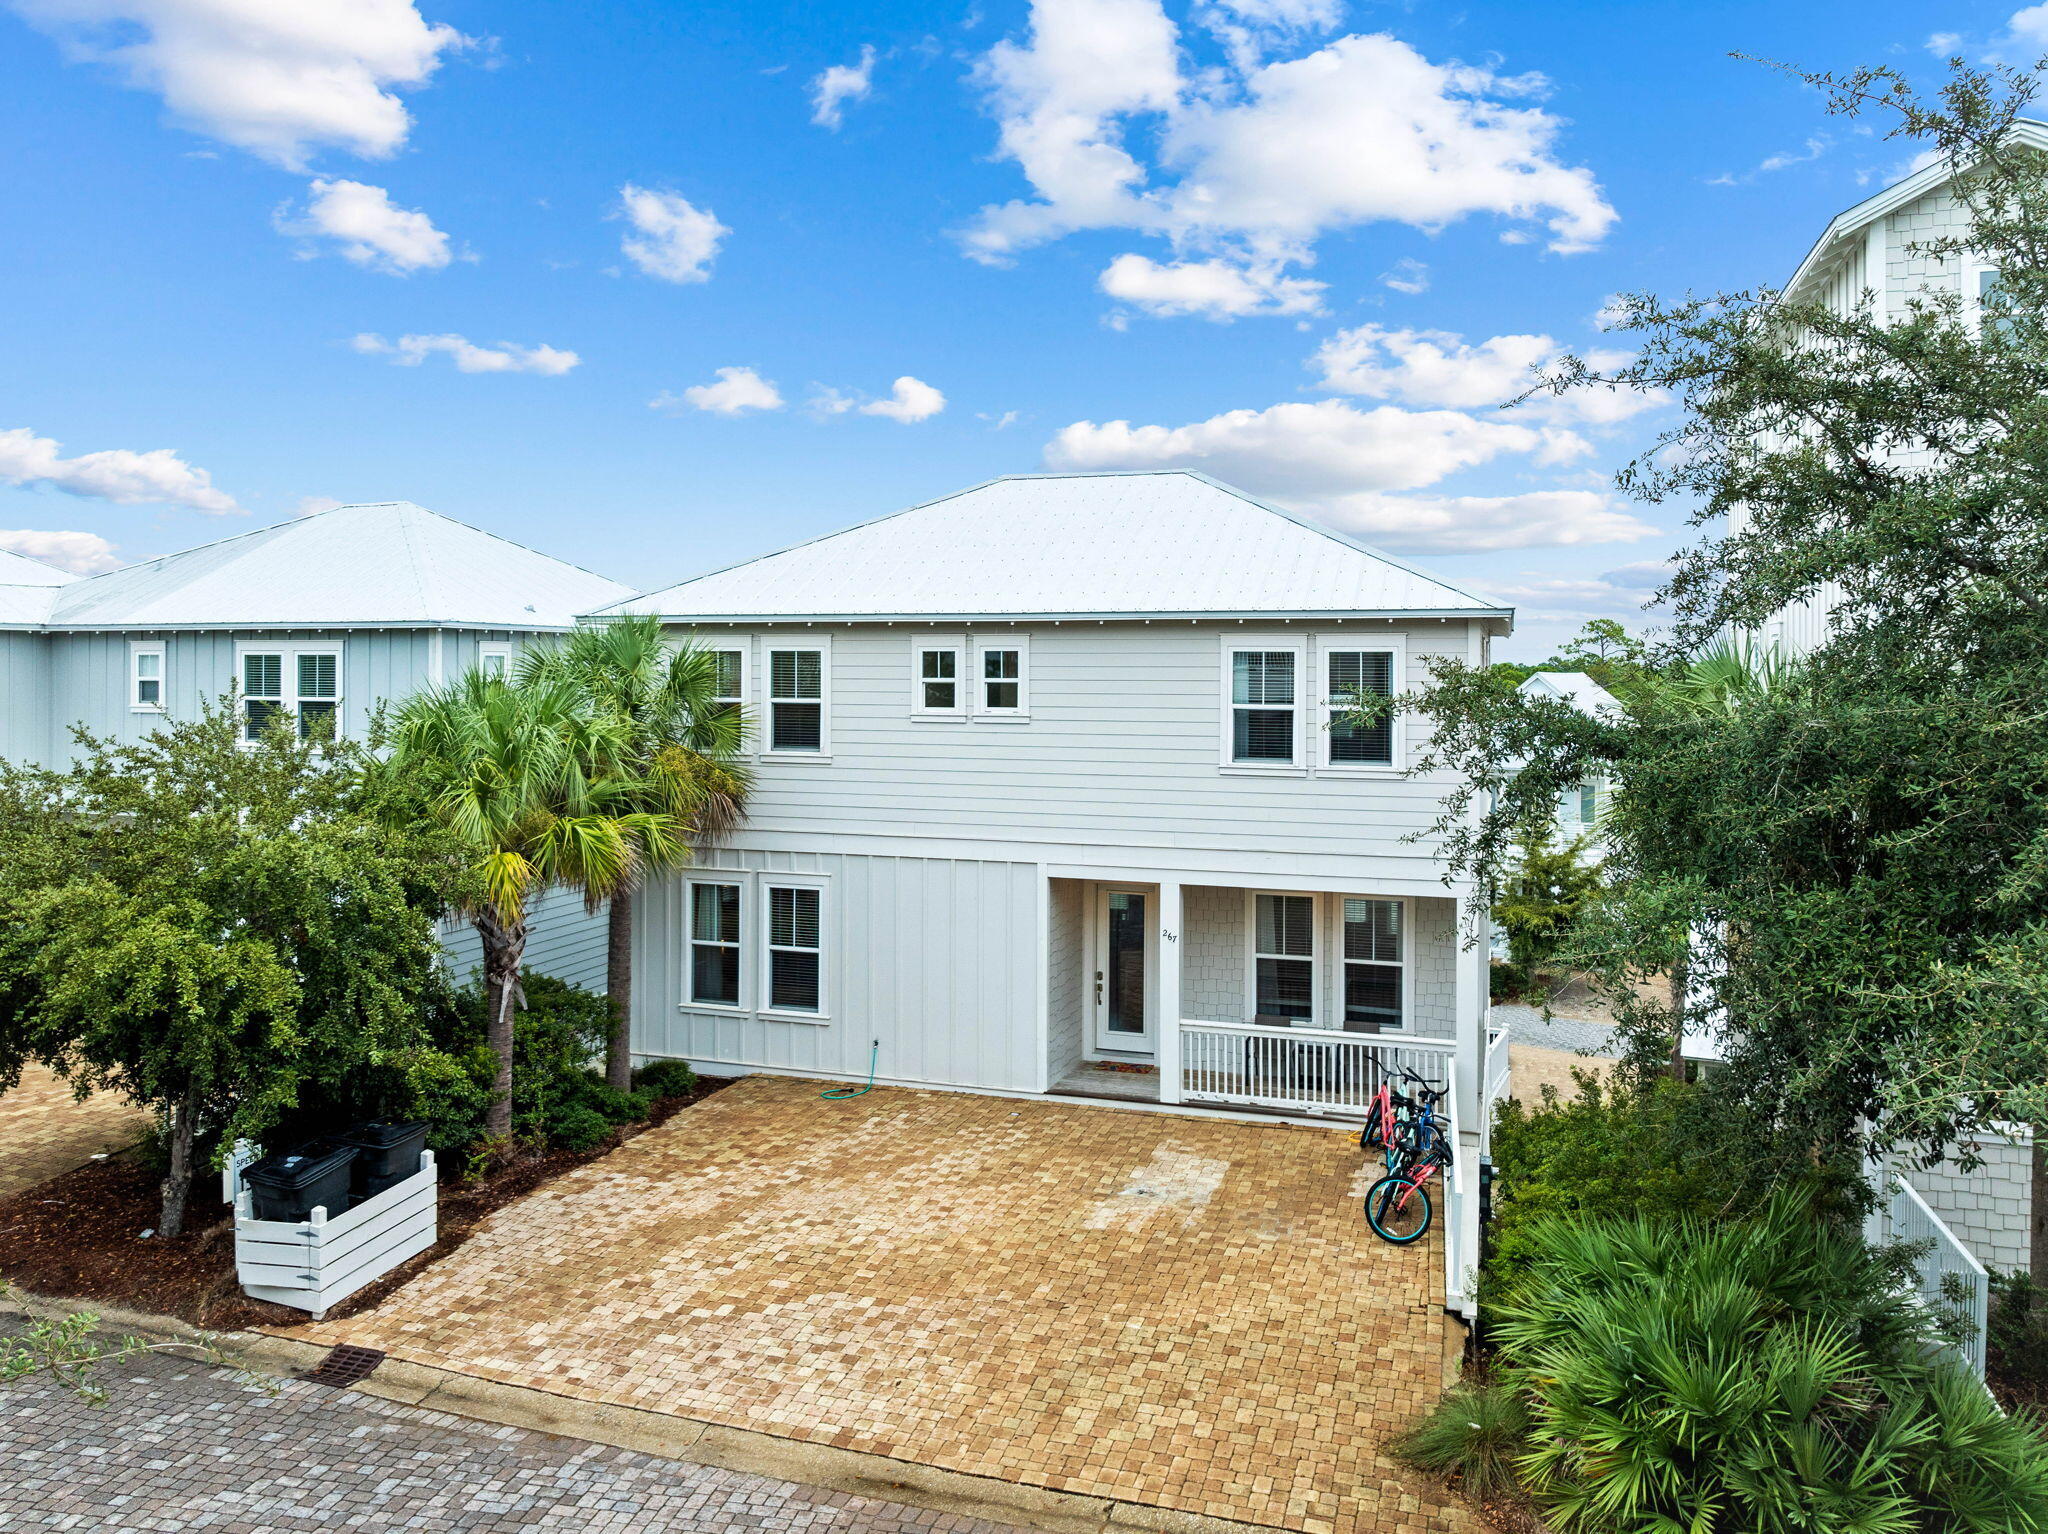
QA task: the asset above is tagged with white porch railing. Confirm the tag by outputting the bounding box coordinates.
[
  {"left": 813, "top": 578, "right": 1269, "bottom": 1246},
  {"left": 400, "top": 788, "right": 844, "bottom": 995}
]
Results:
[
  {"left": 1866, "top": 1173, "right": 1989, "bottom": 1378},
  {"left": 1481, "top": 1020, "right": 1512, "bottom": 1154}
]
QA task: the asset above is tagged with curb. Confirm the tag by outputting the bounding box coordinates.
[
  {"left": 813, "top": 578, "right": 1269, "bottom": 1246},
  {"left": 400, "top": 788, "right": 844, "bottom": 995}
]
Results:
[{"left": 7, "top": 1291, "right": 1303, "bottom": 1534}]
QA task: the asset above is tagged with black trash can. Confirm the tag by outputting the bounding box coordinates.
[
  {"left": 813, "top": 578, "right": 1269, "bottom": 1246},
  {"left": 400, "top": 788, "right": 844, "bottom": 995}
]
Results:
[
  {"left": 337, "top": 1120, "right": 430, "bottom": 1202},
  {"left": 244, "top": 1140, "right": 357, "bottom": 1223}
]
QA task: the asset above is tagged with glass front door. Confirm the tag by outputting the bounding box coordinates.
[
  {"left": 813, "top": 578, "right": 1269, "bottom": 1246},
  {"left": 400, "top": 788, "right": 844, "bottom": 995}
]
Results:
[{"left": 1094, "top": 889, "right": 1153, "bottom": 1053}]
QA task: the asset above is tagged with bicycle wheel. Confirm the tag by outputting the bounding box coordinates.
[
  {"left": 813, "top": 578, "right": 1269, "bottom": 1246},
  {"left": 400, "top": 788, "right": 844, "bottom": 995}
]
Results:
[{"left": 1364, "top": 1174, "right": 1433, "bottom": 1244}]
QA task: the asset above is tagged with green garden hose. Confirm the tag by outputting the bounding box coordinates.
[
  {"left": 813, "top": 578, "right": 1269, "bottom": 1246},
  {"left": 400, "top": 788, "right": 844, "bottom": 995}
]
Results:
[{"left": 822, "top": 1040, "right": 880, "bottom": 1099}]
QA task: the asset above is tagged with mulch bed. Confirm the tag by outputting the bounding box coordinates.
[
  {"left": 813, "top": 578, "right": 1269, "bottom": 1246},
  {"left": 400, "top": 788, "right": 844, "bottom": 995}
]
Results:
[{"left": 0, "top": 1077, "right": 733, "bottom": 1332}]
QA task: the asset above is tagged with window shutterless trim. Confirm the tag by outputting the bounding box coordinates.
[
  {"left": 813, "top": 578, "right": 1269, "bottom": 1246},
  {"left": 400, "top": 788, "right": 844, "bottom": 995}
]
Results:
[
  {"left": 1315, "top": 634, "right": 1405, "bottom": 773},
  {"left": 1219, "top": 636, "right": 1306, "bottom": 772},
  {"left": 764, "top": 637, "right": 830, "bottom": 757},
  {"left": 760, "top": 879, "right": 827, "bottom": 1018},
  {"left": 1246, "top": 889, "right": 1318, "bottom": 1025},
  {"left": 971, "top": 634, "right": 1029, "bottom": 720},
  {"left": 235, "top": 644, "right": 343, "bottom": 742},
  {"left": 910, "top": 634, "right": 966, "bottom": 719},
  {"left": 1339, "top": 895, "right": 1407, "bottom": 1033},
  {"left": 686, "top": 878, "right": 746, "bottom": 1010},
  {"left": 129, "top": 640, "right": 165, "bottom": 712},
  {"left": 476, "top": 643, "right": 512, "bottom": 680}
]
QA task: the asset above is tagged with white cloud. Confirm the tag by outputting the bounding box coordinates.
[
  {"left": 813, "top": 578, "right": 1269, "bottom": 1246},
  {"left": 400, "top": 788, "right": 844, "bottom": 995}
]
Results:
[
  {"left": 351, "top": 332, "right": 580, "bottom": 374},
  {"left": 964, "top": 1, "right": 1615, "bottom": 285},
  {"left": 654, "top": 366, "right": 785, "bottom": 417},
  {"left": 2010, "top": 5, "right": 2048, "bottom": 46},
  {"left": 1379, "top": 257, "right": 1429, "bottom": 294},
  {"left": 1706, "top": 135, "right": 1829, "bottom": 187},
  {"left": 281, "top": 178, "right": 454, "bottom": 273},
  {"left": 1927, "top": 30, "right": 1964, "bottom": 53},
  {"left": 0, "top": 527, "right": 121, "bottom": 573},
  {"left": 810, "top": 44, "right": 876, "bottom": 129},
  {"left": 617, "top": 184, "right": 727, "bottom": 284},
  {"left": 12, "top": 0, "right": 465, "bottom": 169},
  {"left": 0, "top": 425, "right": 239, "bottom": 514},
  {"left": 1312, "top": 490, "right": 1658, "bottom": 554},
  {"left": 1484, "top": 558, "right": 1675, "bottom": 619},
  {"left": 860, "top": 376, "right": 947, "bottom": 422},
  {"left": 293, "top": 495, "right": 344, "bottom": 517},
  {"left": 1311, "top": 323, "right": 1664, "bottom": 427},
  {"left": 1098, "top": 252, "right": 1323, "bottom": 318}
]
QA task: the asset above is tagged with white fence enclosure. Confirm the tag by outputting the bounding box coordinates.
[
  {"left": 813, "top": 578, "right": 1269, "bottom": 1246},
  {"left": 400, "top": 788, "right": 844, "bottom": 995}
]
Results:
[
  {"left": 235, "top": 1152, "right": 438, "bottom": 1318},
  {"left": 1867, "top": 1172, "right": 1989, "bottom": 1379}
]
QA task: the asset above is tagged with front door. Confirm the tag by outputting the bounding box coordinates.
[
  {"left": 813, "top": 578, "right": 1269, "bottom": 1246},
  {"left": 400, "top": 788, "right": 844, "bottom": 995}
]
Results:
[{"left": 1093, "top": 889, "right": 1153, "bottom": 1054}]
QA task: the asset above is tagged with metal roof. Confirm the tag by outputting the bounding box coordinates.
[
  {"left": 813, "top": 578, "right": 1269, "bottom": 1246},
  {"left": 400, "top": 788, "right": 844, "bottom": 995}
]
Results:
[
  {"left": 1519, "top": 670, "right": 1623, "bottom": 718},
  {"left": 594, "top": 471, "right": 1512, "bottom": 624},
  {"left": 0, "top": 548, "right": 75, "bottom": 586},
  {"left": 35, "top": 501, "right": 633, "bottom": 632}
]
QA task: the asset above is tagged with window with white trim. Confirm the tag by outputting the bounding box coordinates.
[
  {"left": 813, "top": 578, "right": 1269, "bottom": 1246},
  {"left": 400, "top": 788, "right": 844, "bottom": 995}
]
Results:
[
  {"left": 974, "top": 637, "right": 1028, "bottom": 717},
  {"left": 689, "top": 881, "right": 743, "bottom": 1006},
  {"left": 477, "top": 644, "right": 511, "bottom": 680},
  {"left": 1228, "top": 646, "right": 1300, "bottom": 765},
  {"left": 765, "top": 884, "right": 823, "bottom": 1014},
  {"left": 1322, "top": 645, "right": 1399, "bottom": 768},
  {"left": 1252, "top": 893, "right": 1315, "bottom": 1023},
  {"left": 295, "top": 652, "right": 340, "bottom": 739},
  {"left": 242, "top": 652, "right": 284, "bottom": 740},
  {"left": 1342, "top": 898, "right": 1404, "bottom": 1032},
  {"left": 767, "top": 646, "right": 826, "bottom": 753},
  {"left": 912, "top": 640, "right": 963, "bottom": 717},
  {"left": 240, "top": 648, "right": 342, "bottom": 741},
  {"left": 130, "top": 644, "right": 164, "bottom": 711}
]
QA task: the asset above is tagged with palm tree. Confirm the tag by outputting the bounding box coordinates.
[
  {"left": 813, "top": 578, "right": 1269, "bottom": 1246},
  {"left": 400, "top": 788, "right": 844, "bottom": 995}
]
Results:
[
  {"left": 384, "top": 670, "right": 688, "bottom": 1140},
  {"left": 524, "top": 616, "right": 750, "bottom": 1088}
]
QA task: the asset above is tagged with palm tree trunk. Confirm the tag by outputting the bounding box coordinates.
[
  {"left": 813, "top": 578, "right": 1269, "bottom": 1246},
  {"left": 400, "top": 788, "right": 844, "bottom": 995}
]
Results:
[
  {"left": 606, "top": 889, "right": 634, "bottom": 1091},
  {"left": 477, "top": 907, "right": 528, "bottom": 1144},
  {"left": 159, "top": 1081, "right": 202, "bottom": 1239}
]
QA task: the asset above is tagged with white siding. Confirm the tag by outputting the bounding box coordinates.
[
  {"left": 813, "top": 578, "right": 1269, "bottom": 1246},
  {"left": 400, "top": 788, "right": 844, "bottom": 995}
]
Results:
[
  {"left": 440, "top": 885, "right": 612, "bottom": 997},
  {"left": 0, "top": 630, "right": 49, "bottom": 765},
  {"left": 1047, "top": 878, "right": 1086, "bottom": 1082}
]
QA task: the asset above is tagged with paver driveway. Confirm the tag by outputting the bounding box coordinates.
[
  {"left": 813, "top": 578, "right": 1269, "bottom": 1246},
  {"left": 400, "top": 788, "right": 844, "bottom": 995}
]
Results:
[
  {"left": 290, "top": 1076, "right": 1477, "bottom": 1534},
  {"left": 0, "top": 1062, "right": 148, "bottom": 1199}
]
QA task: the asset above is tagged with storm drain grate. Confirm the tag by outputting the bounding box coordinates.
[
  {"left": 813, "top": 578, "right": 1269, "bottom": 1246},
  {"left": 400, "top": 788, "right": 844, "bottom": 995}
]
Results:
[{"left": 301, "top": 1344, "right": 386, "bottom": 1388}]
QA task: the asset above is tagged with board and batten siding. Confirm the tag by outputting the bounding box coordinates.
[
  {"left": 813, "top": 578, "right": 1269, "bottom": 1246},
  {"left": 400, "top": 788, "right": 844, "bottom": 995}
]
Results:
[
  {"left": 634, "top": 849, "right": 1043, "bottom": 1094},
  {"left": 0, "top": 630, "right": 50, "bottom": 766},
  {"left": 440, "top": 884, "right": 612, "bottom": 997},
  {"left": 674, "top": 619, "right": 1479, "bottom": 872}
]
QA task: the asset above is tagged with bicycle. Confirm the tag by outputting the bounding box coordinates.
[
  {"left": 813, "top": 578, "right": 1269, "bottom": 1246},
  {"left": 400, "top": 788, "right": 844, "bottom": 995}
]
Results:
[
  {"left": 1364, "top": 1137, "right": 1450, "bottom": 1244},
  {"left": 1357, "top": 1067, "right": 1445, "bottom": 1172}
]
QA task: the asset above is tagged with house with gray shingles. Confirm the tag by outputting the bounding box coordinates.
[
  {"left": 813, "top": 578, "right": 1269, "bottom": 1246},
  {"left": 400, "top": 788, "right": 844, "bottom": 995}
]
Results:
[
  {"left": 594, "top": 469, "right": 1503, "bottom": 1315},
  {"left": 0, "top": 499, "right": 633, "bottom": 993}
]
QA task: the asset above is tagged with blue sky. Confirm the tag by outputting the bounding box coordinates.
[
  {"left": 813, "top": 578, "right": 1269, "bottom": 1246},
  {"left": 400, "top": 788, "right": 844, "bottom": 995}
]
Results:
[{"left": 0, "top": 0, "right": 2034, "bottom": 656}]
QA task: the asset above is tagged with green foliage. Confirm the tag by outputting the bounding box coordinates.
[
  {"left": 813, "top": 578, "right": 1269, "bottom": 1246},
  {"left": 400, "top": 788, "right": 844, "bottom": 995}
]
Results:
[
  {"left": 1490, "top": 1198, "right": 2048, "bottom": 1532},
  {"left": 1991, "top": 1271, "right": 2048, "bottom": 1395},
  {"left": 0, "top": 1281, "right": 258, "bottom": 1407},
  {"left": 632, "top": 1058, "right": 700, "bottom": 1099},
  {"left": 1490, "top": 619, "right": 1663, "bottom": 702},
  {"left": 1392, "top": 1382, "right": 1530, "bottom": 1501},
  {"left": 1492, "top": 819, "right": 1601, "bottom": 978}
]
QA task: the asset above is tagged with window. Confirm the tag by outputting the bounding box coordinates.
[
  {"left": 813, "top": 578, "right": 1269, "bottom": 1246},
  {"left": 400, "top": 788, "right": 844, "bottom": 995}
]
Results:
[
  {"left": 1253, "top": 893, "right": 1315, "bottom": 1023},
  {"left": 1322, "top": 645, "right": 1399, "bottom": 768},
  {"left": 1342, "top": 898, "right": 1404, "bottom": 1032},
  {"left": 689, "top": 882, "right": 742, "bottom": 1006},
  {"left": 240, "top": 648, "right": 341, "bottom": 741},
  {"left": 1578, "top": 781, "right": 1599, "bottom": 824},
  {"left": 242, "top": 652, "right": 284, "bottom": 740},
  {"left": 296, "top": 653, "right": 339, "bottom": 739},
  {"left": 477, "top": 644, "right": 511, "bottom": 680},
  {"left": 765, "top": 884, "right": 823, "bottom": 1013},
  {"left": 912, "top": 640, "right": 963, "bottom": 717},
  {"left": 974, "top": 638, "right": 1028, "bottom": 717},
  {"left": 1229, "top": 646, "right": 1300, "bottom": 764},
  {"left": 130, "top": 644, "right": 164, "bottom": 711},
  {"left": 768, "top": 646, "right": 826, "bottom": 753}
]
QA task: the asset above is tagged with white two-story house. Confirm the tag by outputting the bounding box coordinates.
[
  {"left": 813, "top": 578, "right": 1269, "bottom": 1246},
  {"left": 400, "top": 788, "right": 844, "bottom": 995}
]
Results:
[{"left": 599, "top": 469, "right": 1506, "bottom": 1312}]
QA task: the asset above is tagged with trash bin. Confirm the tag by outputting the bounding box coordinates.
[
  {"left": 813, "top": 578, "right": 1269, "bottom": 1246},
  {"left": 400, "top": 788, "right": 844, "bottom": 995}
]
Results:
[
  {"left": 244, "top": 1140, "right": 358, "bottom": 1223},
  {"left": 337, "top": 1120, "right": 430, "bottom": 1202}
]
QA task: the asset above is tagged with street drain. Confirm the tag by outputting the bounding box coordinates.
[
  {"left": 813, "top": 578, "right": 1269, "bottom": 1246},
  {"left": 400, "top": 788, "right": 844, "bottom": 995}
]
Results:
[{"left": 302, "top": 1344, "right": 387, "bottom": 1387}]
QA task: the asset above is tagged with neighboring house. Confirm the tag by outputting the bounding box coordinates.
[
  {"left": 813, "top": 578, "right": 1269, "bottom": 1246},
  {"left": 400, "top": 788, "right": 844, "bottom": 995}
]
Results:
[
  {"left": 0, "top": 500, "right": 635, "bottom": 995},
  {"left": 1514, "top": 671, "right": 1619, "bottom": 845},
  {"left": 594, "top": 469, "right": 1505, "bottom": 1314}
]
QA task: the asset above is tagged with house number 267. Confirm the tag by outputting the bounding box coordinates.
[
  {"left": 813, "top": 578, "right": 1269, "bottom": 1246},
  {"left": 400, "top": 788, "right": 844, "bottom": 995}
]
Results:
[{"left": 1161, "top": 928, "right": 1178, "bottom": 943}]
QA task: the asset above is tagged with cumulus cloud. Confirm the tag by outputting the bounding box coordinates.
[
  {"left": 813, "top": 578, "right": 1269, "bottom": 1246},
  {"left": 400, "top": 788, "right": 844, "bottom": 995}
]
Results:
[
  {"left": 1311, "top": 324, "right": 1664, "bottom": 427},
  {"left": 11, "top": 0, "right": 466, "bottom": 169},
  {"left": 964, "top": 0, "right": 1615, "bottom": 285},
  {"left": 617, "top": 185, "right": 728, "bottom": 284},
  {"left": 1484, "top": 558, "right": 1676, "bottom": 619},
  {"left": 860, "top": 376, "right": 947, "bottom": 422},
  {"left": 280, "top": 178, "right": 454, "bottom": 273},
  {"left": 1098, "top": 252, "right": 1323, "bottom": 319},
  {"left": 653, "top": 366, "right": 785, "bottom": 417},
  {"left": 0, "top": 527, "right": 121, "bottom": 573},
  {"left": 1380, "top": 257, "right": 1429, "bottom": 294},
  {"left": 351, "top": 332, "right": 580, "bottom": 374},
  {"left": 0, "top": 425, "right": 239, "bottom": 514},
  {"left": 810, "top": 44, "right": 876, "bottom": 129},
  {"left": 1312, "top": 490, "right": 1658, "bottom": 554}
]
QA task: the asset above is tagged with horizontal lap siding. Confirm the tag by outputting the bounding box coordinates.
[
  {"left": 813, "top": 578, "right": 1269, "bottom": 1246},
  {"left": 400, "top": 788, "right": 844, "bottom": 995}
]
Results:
[{"left": 634, "top": 850, "right": 1041, "bottom": 1093}]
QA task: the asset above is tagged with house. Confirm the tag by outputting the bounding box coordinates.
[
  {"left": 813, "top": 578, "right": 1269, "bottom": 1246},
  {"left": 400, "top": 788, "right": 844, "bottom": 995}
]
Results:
[
  {"left": 0, "top": 499, "right": 635, "bottom": 994},
  {"left": 1514, "top": 670, "right": 1620, "bottom": 843},
  {"left": 594, "top": 469, "right": 1505, "bottom": 1314}
]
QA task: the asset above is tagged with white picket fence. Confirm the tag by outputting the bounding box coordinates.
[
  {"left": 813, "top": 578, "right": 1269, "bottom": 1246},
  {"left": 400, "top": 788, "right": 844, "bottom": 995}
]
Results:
[
  {"left": 235, "top": 1151, "right": 438, "bottom": 1319},
  {"left": 1866, "top": 1172, "right": 1989, "bottom": 1378}
]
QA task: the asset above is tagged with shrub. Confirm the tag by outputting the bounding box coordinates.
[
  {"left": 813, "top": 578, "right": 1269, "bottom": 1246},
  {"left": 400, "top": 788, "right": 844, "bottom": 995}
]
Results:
[
  {"left": 1392, "top": 1381, "right": 1528, "bottom": 1500},
  {"left": 1490, "top": 1196, "right": 2048, "bottom": 1532},
  {"left": 633, "top": 1059, "right": 698, "bottom": 1099}
]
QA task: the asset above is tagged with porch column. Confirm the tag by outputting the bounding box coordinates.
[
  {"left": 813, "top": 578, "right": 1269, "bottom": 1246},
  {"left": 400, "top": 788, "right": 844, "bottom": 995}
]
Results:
[
  {"left": 1157, "top": 880, "right": 1182, "bottom": 1105},
  {"left": 1449, "top": 889, "right": 1485, "bottom": 1316}
]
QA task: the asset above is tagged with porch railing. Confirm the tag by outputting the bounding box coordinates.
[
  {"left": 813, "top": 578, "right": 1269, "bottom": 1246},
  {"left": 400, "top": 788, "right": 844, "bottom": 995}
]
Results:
[
  {"left": 1482, "top": 1020, "right": 1512, "bottom": 1154},
  {"left": 1866, "top": 1172, "right": 1989, "bottom": 1378},
  {"left": 1177, "top": 1020, "right": 1455, "bottom": 1117}
]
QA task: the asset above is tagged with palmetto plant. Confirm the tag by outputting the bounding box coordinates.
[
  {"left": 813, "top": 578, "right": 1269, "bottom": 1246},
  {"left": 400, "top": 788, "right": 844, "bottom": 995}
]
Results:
[
  {"left": 383, "top": 671, "right": 689, "bottom": 1141},
  {"left": 522, "top": 616, "right": 750, "bottom": 1088}
]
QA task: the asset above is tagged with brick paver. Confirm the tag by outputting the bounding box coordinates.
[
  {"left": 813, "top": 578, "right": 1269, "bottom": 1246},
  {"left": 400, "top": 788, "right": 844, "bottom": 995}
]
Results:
[
  {"left": 290, "top": 1077, "right": 1479, "bottom": 1534},
  {"left": 0, "top": 1345, "right": 1017, "bottom": 1532},
  {"left": 0, "top": 1062, "right": 148, "bottom": 1199}
]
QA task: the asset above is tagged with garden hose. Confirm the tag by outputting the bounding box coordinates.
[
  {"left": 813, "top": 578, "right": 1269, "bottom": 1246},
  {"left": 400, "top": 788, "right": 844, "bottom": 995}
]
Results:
[{"left": 822, "top": 1039, "right": 880, "bottom": 1099}]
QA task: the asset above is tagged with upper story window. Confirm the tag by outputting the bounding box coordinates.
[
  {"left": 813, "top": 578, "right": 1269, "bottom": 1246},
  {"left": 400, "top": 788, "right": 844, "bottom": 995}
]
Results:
[
  {"left": 767, "top": 644, "right": 827, "bottom": 753},
  {"left": 1322, "top": 643, "right": 1400, "bottom": 769},
  {"left": 130, "top": 643, "right": 164, "bottom": 712},
  {"left": 241, "top": 647, "right": 341, "bottom": 742},
  {"left": 912, "top": 640, "right": 963, "bottom": 717},
  {"left": 1227, "top": 643, "right": 1302, "bottom": 766},
  {"left": 975, "top": 636, "right": 1028, "bottom": 718},
  {"left": 1252, "top": 892, "right": 1315, "bottom": 1023},
  {"left": 1342, "top": 898, "right": 1403, "bottom": 1032}
]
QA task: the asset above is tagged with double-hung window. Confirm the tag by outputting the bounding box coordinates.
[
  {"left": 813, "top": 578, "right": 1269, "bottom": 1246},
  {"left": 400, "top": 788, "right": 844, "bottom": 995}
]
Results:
[
  {"left": 477, "top": 644, "right": 511, "bottom": 680},
  {"left": 1252, "top": 893, "right": 1315, "bottom": 1023},
  {"left": 130, "top": 643, "right": 164, "bottom": 711},
  {"left": 1342, "top": 898, "right": 1404, "bottom": 1032},
  {"left": 295, "top": 653, "right": 340, "bottom": 739},
  {"left": 768, "top": 645, "right": 827, "bottom": 753},
  {"left": 1322, "top": 643, "right": 1400, "bottom": 769},
  {"left": 710, "top": 647, "right": 746, "bottom": 720},
  {"left": 974, "top": 637, "right": 1028, "bottom": 718},
  {"left": 1227, "top": 643, "right": 1302, "bottom": 765},
  {"left": 912, "top": 639, "right": 964, "bottom": 718},
  {"left": 689, "top": 881, "right": 743, "bottom": 1007},
  {"left": 242, "top": 652, "right": 285, "bottom": 740},
  {"left": 240, "top": 648, "right": 341, "bottom": 741},
  {"left": 765, "top": 884, "right": 824, "bottom": 1014}
]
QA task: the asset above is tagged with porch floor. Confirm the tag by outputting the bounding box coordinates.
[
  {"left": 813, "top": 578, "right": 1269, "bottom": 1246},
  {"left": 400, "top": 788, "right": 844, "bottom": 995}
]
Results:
[
  {"left": 284, "top": 1075, "right": 1479, "bottom": 1534},
  {"left": 1049, "top": 1060, "right": 1162, "bottom": 1103}
]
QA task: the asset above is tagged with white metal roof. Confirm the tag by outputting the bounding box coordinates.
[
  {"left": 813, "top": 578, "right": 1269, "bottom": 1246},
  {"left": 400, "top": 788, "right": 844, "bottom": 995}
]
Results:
[
  {"left": 1519, "top": 670, "right": 1623, "bottom": 718},
  {"left": 0, "top": 548, "right": 75, "bottom": 586},
  {"left": 595, "top": 471, "right": 1512, "bottom": 624},
  {"left": 35, "top": 501, "right": 633, "bottom": 632}
]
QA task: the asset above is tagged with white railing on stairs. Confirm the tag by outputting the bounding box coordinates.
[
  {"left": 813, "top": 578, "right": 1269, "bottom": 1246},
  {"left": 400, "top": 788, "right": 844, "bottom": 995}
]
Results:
[
  {"left": 1482, "top": 1021, "right": 1512, "bottom": 1154},
  {"left": 1866, "top": 1172, "right": 1989, "bottom": 1378}
]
